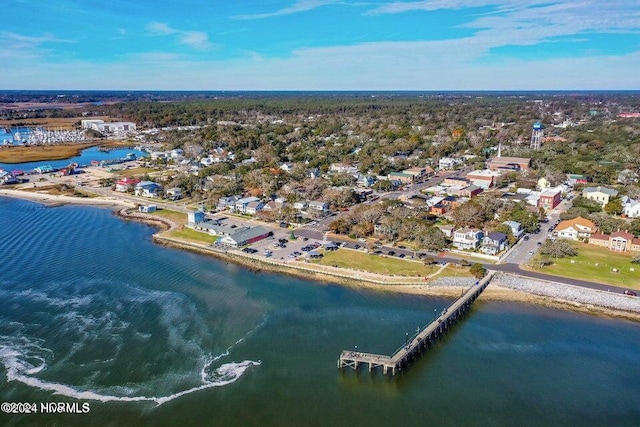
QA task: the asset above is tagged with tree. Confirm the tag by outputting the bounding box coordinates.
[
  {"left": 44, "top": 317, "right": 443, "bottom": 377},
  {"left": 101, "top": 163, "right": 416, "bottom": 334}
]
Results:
[
  {"left": 469, "top": 263, "right": 486, "bottom": 279},
  {"left": 452, "top": 201, "right": 486, "bottom": 228},
  {"left": 423, "top": 256, "right": 435, "bottom": 266},
  {"left": 495, "top": 223, "right": 516, "bottom": 245},
  {"left": 539, "top": 238, "right": 578, "bottom": 258},
  {"left": 588, "top": 212, "right": 627, "bottom": 235},
  {"left": 629, "top": 218, "right": 640, "bottom": 237},
  {"left": 604, "top": 197, "right": 623, "bottom": 215},
  {"left": 328, "top": 218, "right": 350, "bottom": 235},
  {"left": 416, "top": 227, "right": 447, "bottom": 252},
  {"left": 571, "top": 195, "right": 602, "bottom": 213}
]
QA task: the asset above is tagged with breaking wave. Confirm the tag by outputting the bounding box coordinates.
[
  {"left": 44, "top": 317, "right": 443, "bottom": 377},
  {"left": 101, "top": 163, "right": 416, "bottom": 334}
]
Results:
[{"left": 0, "top": 278, "right": 262, "bottom": 406}]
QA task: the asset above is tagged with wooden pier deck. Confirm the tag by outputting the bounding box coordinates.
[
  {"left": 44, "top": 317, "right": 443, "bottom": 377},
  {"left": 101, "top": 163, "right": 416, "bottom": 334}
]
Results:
[{"left": 338, "top": 273, "right": 493, "bottom": 376}]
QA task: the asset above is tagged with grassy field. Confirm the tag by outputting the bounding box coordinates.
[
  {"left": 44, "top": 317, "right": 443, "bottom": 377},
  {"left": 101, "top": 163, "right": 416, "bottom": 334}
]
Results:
[
  {"left": 166, "top": 228, "right": 217, "bottom": 245},
  {"left": 528, "top": 243, "right": 640, "bottom": 289},
  {"left": 314, "top": 249, "right": 442, "bottom": 277},
  {"left": 116, "top": 167, "right": 155, "bottom": 177},
  {"left": 150, "top": 209, "right": 187, "bottom": 225}
]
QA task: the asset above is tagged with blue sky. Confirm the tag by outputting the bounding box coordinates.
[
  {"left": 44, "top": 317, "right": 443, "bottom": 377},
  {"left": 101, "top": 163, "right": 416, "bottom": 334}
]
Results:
[{"left": 1, "top": 1, "right": 639, "bottom": 90}]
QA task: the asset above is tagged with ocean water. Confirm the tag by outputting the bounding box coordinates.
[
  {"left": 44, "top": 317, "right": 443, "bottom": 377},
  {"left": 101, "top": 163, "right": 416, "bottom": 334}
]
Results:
[{"left": 0, "top": 197, "right": 639, "bottom": 426}]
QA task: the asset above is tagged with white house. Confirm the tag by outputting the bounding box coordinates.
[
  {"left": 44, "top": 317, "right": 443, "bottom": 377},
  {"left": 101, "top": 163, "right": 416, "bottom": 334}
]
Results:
[
  {"left": 438, "top": 157, "right": 460, "bottom": 170},
  {"left": 245, "top": 200, "right": 264, "bottom": 215},
  {"left": 280, "top": 163, "right": 294, "bottom": 172},
  {"left": 235, "top": 196, "right": 261, "bottom": 213},
  {"left": 166, "top": 187, "right": 182, "bottom": 201},
  {"left": 582, "top": 186, "right": 618, "bottom": 206},
  {"left": 555, "top": 217, "right": 596, "bottom": 240},
  {"left": 502, "top": 221, "right": 524, "bottom": 239},
  {"left": 623, "top": 198, "right": 640, "bottom": 218},
  {"left": 293, "top": 201, "right": 308, "bottom": 210},
  {"left": 135, "top": 181, "right": 163, "bottom": 198},
  {"left": 308, "top": 200, "right": 329, "bottom": 213},
  {"left": 452, "top": 228, "right": 484, "bottom": 250}
]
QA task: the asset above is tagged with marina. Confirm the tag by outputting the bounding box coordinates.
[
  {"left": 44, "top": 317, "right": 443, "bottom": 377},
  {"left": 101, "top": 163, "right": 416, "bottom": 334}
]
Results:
[{"left": 338, "top": 273, "right": 493, "bottom": 376}]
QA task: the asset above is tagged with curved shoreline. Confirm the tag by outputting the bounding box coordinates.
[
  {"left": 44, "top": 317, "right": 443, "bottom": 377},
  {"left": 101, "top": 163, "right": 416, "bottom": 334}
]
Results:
[{"left": 3, "top": 190, "right": 639, "bottom": 322}]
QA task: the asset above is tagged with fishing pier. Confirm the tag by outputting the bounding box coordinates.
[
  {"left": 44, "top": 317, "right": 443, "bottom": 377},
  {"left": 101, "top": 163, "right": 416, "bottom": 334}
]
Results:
[{"left": 338, "top": 273, "right": 493, "bottom": 376}]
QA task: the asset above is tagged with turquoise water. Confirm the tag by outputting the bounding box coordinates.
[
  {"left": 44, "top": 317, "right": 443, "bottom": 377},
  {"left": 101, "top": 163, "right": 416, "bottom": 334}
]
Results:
[{"left": 0, "top": 197, "right": 639, "bottom": 426}]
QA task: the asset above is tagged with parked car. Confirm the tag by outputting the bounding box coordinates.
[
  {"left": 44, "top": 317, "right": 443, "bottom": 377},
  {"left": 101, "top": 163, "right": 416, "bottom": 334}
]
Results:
[
  {"left": 624, "top": 290, "right": 637, "bottom": 296},
  {"left": 399, "top": 253, "right": 406, "bottom": 258},
  {"left": 387, "top": 251, "right": 396, "bottom": 256}
]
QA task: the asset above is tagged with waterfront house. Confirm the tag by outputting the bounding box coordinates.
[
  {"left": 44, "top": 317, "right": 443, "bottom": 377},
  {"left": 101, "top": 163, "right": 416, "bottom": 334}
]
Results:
[
  {"left": 115, "top": 177, "right": 140, "bottom": 192},
  {"left": 555, "top": 217, "right": 596, "bottom": 240},
  {"left": 135, "top": 181, "right": 163, "bottom": 198},
  {"left": 452, "top": 228, "right": 484, "bottom": 250},
  {"left": 481, "top": 232, "right": 508, "bottom": 255},
  {"left": 217, "top": 195, "right": 240, "bottom": 211},
  {"left": 165, "top": 187, "right": 182, "bottom": 201},
  {"left": 234, "top": 196, "right": 261, "bottom": 214},
  {"left": 245, "top": 200, "right": 264, "bottom": 215}
]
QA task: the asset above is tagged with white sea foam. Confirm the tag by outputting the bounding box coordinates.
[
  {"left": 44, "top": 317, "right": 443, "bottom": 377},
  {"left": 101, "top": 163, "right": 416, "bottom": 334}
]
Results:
[
  {"left": 1, "top": 337, "right": 261, "bottom": 406},
  {"left": 0, "top": 279, "right": 265, "bottom": 406}
]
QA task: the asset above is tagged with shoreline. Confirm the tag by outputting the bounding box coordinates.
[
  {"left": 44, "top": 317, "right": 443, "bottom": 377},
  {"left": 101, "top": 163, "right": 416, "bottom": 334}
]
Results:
[
  {"left": 3, "top": 189, "right": 639, "bottom": 322},
  {"left": 0, "top": 188, "right": 135, "bottom": 208}
]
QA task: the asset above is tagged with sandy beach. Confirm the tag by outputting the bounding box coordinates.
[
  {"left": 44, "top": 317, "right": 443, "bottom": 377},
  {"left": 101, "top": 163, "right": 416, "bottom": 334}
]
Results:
[{"left": 0, "top": 188, "right": 135, "bottom": 208}]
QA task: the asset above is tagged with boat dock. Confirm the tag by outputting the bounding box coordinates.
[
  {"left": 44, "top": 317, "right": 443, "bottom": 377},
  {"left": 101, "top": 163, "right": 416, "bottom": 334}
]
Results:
[{"left": 338, "top": 273, "right": 493, "bottom": 376}]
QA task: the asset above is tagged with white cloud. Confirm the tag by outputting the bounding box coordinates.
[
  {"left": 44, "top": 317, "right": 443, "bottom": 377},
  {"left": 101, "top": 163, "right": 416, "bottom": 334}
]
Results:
[
  {"left": 146, "top": 21, "right": 178, "bottom": 36},
  {"left": 365, "top": 1, "right": 640, "bottom": 53},
  {"left": 145, "top": 22, "right": 211, "bottom": 50},
  {"left": 4, "top": 36, "right": 638, "bottom": 90},
  {"left": 233, "top": 0, "right": 342, "bottom": 20},
  {"left": 179, "top": 31, "right": 212, "bottom": 50}
]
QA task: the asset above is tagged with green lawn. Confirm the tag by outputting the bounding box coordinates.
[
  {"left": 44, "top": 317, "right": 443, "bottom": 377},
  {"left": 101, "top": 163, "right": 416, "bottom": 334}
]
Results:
[
  {"left": 166, "top": 228, "right": 217, "bottom": 245},
  {"left": 314, "top": 250, "right": 438, "bottom": 277},
  {"left": 528, "top": 243, "right": 640, "bottom": 289},
  {"left": 150, "top": 209, "right": 187, "bottom": 225}
]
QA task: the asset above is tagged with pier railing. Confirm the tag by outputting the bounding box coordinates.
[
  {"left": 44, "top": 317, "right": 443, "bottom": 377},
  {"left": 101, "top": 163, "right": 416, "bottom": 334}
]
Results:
[{"left": 338, "top": 272, "right": 493, "bottom": 376}]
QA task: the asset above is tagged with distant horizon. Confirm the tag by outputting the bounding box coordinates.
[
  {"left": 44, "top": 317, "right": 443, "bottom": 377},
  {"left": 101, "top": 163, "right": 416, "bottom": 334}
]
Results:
[
  {"left": 2, "top": 1, "right": 639, "bottom": 91},
  {"left": 2, "top": 89, "right": 639, "bottom": 94}
]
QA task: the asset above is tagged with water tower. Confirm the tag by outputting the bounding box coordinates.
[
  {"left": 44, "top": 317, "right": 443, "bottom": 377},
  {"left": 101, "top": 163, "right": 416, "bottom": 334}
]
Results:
[{"left": 530, "top": 122, "right": 544, "bottom": 151}]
